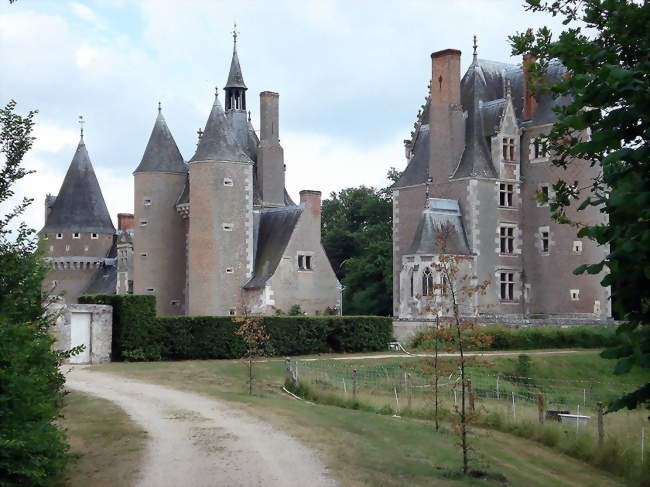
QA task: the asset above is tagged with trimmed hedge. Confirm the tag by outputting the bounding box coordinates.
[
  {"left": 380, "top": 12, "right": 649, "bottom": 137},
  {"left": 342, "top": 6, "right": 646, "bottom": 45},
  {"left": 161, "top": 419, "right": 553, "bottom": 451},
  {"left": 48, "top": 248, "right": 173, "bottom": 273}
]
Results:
[
  {"left": 79, "top": 294, "right": 392, "bottom": 361},
  {"left": 411, "top": 324, "right": 621, "bottom": 351}
]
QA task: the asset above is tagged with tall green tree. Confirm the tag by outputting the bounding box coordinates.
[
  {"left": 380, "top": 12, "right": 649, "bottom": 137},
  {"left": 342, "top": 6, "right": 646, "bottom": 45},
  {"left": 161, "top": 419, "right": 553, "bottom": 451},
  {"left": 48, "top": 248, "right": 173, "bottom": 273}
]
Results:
[
  {"left": 321, "top": 171, "right": 397, "bottom": 316},
  {"left": 0, "top": 101, "right": 71, "bottom": 485},
  {"left": 510, "top": 0, "right": 650, "bottom": 410}
]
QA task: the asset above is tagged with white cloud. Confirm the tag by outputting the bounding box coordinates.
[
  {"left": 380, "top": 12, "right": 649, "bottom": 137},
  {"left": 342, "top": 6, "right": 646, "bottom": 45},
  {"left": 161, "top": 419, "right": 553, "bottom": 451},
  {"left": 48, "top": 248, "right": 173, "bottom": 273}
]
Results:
[
  {"left": 76, "top": 44, "right": 98, "bottom": 68},
  {"left": 70, "top": 2, "right": 97, "bottom": 23}
]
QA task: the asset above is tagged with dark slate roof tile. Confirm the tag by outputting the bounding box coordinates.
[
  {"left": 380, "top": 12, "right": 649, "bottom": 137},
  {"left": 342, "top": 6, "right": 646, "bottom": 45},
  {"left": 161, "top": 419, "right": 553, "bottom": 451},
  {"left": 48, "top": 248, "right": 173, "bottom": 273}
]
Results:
[
  {"left": 39, "top": 138, "right": 115, "bottom": 235},
  {"left": 408, "top": 199, "right": 471, "bottom": 255},
  {"left": 134, "top": 110, "right": 187, "bottom": 174},
  {"left": 225, "top": 46, "right": 247, "bottom": 89}
]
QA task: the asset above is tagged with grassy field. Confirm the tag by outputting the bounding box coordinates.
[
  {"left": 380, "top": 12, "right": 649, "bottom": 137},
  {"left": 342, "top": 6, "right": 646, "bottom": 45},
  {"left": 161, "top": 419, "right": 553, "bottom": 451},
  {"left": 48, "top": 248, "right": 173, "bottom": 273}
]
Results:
[
  {"left": 56, "top": 390, "right": 148, "bottom": 487},
  {"left": 82, "top": 351, "right": 635, "bottom": 486}
]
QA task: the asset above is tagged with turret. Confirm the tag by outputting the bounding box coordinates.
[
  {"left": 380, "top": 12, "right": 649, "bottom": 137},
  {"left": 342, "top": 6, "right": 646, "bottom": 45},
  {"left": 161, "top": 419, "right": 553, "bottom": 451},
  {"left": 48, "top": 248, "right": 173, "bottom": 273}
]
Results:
[
  {"left": 224, "top": 26, "right": 247, "bottom": 112},
  {"left": 133, "top": 104, "right": 187, "bottom": 316},
  {"left": 187, "top": 90, "right": 254, "bottom": 316}
]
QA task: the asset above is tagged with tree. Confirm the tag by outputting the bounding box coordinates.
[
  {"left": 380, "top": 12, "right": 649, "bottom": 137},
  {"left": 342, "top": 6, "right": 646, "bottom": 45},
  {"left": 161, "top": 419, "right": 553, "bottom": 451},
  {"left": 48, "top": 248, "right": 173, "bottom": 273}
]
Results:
[
  {"left": 0, "top": 100, "right": 72, "bottom": 485},
  {"left": 234, "top": 301, "right": 271, "bottom": 395},
  {"left": 509, "top": 0, "right": 650, "bottom": 411},
  {"left": 321, "top": 179, "right": 393, "bottom": 316}
]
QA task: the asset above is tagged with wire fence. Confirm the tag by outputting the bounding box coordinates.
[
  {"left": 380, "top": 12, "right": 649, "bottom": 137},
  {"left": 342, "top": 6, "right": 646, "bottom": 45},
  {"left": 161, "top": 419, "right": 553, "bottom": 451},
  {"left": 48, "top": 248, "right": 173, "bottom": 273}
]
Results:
[{"left": 285, "top": 357, "right": 648, "bottom": 470}]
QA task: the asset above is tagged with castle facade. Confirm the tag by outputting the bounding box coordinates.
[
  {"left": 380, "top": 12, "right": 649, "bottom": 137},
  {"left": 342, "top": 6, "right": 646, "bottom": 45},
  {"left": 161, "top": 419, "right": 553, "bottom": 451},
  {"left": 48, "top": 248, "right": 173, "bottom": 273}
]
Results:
[{"left": 392, "top": 43, "right": 611, "bottom": 321}]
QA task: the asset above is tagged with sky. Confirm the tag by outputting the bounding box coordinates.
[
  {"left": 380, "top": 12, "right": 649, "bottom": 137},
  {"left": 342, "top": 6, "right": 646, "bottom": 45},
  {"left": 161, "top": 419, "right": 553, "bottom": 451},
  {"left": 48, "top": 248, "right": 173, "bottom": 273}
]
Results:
[{"left": 0, "top": 0, "right": 565, "bottom": 232}]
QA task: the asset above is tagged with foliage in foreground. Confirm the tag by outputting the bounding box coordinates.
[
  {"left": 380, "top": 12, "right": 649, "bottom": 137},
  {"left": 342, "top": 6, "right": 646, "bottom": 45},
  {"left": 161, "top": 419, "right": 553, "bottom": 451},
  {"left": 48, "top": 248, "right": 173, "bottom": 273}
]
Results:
[
  {"left": 509, "top": 0, "right": 650, "bottom": 410},
  {"left": 0, "top": 101, "right": 71, "bottom": 485}
]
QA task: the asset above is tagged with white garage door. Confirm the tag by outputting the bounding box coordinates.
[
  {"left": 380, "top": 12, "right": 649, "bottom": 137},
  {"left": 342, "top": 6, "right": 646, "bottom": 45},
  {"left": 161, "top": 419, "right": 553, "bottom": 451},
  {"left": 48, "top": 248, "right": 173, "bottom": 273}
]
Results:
[{"left": 70, "top": 312, "right": 91, "bottom": 364}]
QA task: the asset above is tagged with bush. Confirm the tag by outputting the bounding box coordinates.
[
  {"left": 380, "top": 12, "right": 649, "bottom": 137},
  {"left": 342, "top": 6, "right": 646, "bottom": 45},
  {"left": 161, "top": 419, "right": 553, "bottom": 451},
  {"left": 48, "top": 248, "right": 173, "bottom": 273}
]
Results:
[
  {"left": 80, "top": 295, "right": 392, "bottom": 361},
  {"left": 411, "top": 325, "right": 621, "bottom": 351},
  {"left": 79, "top": 294, "right": 160, "bottom": 361}
]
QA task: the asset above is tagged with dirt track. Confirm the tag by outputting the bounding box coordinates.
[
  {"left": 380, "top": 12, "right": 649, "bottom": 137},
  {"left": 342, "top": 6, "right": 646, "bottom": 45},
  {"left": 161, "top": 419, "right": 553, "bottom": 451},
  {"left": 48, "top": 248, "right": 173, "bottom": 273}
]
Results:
[{"left": 65, "top": 367, "right": 338, "bottom": 487}]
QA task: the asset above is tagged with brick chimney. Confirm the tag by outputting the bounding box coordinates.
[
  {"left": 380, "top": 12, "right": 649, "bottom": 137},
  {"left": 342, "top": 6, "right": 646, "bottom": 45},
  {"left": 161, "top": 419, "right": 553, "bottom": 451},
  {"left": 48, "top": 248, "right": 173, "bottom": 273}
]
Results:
[
  {"left": 117, "top": 213, "right": 134, "bottom": 231},
  {"left": 258, "top": 91, "right": 285, "bottom": 207},
  {"left": 429, "top": 49, "right": 463, "bottom": 183},
  {"left": 299, "top": 190, "right": 322, "bottom": 233},
  {"left": 522, "top": 53, "right": 538, "bottom": 121}
]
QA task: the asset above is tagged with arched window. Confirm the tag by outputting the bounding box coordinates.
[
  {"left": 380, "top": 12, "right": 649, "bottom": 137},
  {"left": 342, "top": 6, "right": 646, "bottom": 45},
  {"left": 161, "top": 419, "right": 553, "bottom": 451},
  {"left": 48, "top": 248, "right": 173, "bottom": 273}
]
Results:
[
  {"left": 409, "top": 269, "right": 414, "bottom": 297},
  {"left": 422, "top": 267, "right": 434, "bottom": 296}
]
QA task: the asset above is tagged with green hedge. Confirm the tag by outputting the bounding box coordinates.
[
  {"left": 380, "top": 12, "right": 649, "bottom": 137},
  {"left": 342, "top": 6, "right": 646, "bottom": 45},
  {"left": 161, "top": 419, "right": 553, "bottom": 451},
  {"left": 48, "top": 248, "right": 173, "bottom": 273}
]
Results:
[
  {"left": 411, "top": 325, "right": 621, "bottom": 351},
  {"left": 79, "top": 295, "right": 392, "bottom": 361}
]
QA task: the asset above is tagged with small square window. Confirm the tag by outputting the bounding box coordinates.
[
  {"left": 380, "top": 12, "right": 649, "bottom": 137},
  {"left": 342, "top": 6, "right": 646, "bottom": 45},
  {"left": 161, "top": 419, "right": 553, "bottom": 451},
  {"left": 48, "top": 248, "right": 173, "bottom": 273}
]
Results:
[
  {"left": 170, "top": 300, "right": 180, "bottom": 306},
  {"left": 223, "top": 178, "right": 234, "bottom": 187},
  {"left": 222, "top": 223, "right": 233, "bottom": 231},
  {"left": 140, "top": 252, "right": 148, "bottom": 257},
  {"left": 572, "top": 241, "right": 583, "bottom": 254},
  {"left": 145, "top": 287, "right": 155, "bottom": 293},
  {"left": 56, "top": 233, "right": 63, "bottom": 239},
  {"left": 143, "top": 198, "right": 152, "bottom": 206},
  {"left": 570, "top": 289, "right": 580, "bottom": 301},
  {"left": 538, "top": 185, "right": 550, "bottom": 207},
  {"left": 297, "top": 253, "right": 313, "bottom": 271},
  {"left": 72, "top": 232, "right": 80, "bottom": 239},
  {"left": 91, "top": 233, "right": 99, "bottom": 239},
  {"left": 225, "top": 267, "right": 234, "bottom": 274},
  {"left": 139, "top": 219, "right": 148, "bottom": 227},
  {"left": 229, "top": 308, "right": 236, "bottom": 316}
]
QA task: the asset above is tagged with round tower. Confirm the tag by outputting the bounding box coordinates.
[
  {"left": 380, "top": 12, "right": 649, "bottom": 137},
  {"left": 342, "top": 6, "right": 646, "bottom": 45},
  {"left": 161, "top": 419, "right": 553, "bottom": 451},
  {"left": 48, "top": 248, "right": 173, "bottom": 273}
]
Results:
[{"left": 133, "top": 105, "right": 187, "bottom": 316}]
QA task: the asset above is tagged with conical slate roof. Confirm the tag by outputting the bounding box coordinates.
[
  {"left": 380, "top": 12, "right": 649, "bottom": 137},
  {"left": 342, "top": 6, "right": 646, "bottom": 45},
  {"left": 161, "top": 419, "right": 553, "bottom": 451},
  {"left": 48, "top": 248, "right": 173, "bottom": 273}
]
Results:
[
  {"left": 190, "top": 93, "right": 252, "bottom": 163},
  {"left": 134, "top": 109, "right": 186, "bottom": 174},
  {"left": 40, "top": 138, "right": 115, "bottom": 235},
  {"left": 225, "top": 45, "right": 247, "bottom": 89}
]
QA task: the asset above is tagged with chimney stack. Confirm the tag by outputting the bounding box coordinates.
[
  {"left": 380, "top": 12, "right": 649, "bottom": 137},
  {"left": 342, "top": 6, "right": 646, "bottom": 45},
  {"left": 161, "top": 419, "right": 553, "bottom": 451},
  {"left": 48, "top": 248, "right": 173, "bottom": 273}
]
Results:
[
  {"left": 258, "top": 91, "right": 285, "bottom": 207},
  {"left": 522, "top": 53, "right": 538, "bottom": 121},
  {"left": 118, "top": 213, "right": 134, "bottom": 231},
  {"left": 429, "top": 49, "right": 463, "bottom": 183},
  {"left": 299, "top": 190, "right": 322, "bottom": 235}
]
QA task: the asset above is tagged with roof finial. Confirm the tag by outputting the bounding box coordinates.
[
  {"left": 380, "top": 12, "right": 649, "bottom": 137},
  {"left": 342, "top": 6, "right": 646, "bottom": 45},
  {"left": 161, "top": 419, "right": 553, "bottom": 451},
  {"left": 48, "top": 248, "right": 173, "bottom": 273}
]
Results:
[
  {"left": 158, "top": 101, "right": 161, "bottom": 112},
  {"left": 506, "top": 78, "right": 512, "bottom": 98},
  {"left": 247, "top": 110, "right": 251, "bottom": 122},
  {"left": 232, "top": 22, "right": 239, "bottom": 50},
  {"left": 215, "top": 86, "right": 219, "bottom": 97},
  {"left": 473, "top": 35, "right": 478, "bottom": 61},
  {"left": 78, "top": 115, "right": 85, "bottom": 140},
  {"left": 197, "top": 128, "right": 203, "bottom": 147}
]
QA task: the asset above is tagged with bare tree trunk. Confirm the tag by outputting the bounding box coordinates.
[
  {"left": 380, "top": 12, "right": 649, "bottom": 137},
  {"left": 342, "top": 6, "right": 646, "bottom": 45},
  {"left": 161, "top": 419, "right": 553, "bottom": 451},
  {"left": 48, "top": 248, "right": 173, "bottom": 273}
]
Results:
[{"left": 433, "top": 314, "right": 440, "bottom": 432}]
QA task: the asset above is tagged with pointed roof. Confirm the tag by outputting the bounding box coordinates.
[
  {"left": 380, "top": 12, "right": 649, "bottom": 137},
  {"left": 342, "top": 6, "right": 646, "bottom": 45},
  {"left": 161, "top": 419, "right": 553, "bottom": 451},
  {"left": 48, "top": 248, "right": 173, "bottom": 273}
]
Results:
[
  {"left": 452, "top": 58, "right": 497, "bottom": 179},
  {"left": 134, "top": 108, "right": 186, "bottom": 174},
  {"left": 190, "top": 92, "right": 252, "bottom": 163},
  {"left": 40, "top": 138, "right": 115, "bottom": 235},
  {"left": 225, "top": 41, "right": 247, "bottom": 90}
]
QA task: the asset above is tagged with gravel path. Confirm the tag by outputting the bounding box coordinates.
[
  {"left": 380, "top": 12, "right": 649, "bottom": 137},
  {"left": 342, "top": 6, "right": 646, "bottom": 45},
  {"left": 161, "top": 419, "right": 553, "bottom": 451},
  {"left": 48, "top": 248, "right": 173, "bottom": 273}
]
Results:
[{"left": 65, "top": 367, "right": 338, "bottom": 487}]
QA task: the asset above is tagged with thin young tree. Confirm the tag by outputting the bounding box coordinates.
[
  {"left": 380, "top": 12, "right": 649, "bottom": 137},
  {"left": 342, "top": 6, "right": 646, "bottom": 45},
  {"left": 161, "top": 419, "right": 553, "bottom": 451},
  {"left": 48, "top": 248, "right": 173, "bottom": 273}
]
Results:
[{"left": 233, "top": 300, "right": 271, "bottom": 395}]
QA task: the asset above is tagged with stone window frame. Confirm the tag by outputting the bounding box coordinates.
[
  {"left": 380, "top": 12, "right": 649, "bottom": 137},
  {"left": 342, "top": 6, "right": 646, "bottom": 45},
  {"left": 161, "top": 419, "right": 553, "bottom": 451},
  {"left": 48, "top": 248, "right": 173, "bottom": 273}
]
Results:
[
  {"left": 422, "top": 266, "right": 434, "bottom": 296},
  {"left": 139, "top": 219, "right": 148, "bottom": 227},
  {"left": 222, "top": 223, "right": 233, "bottom": 232},
  {"left": 72, "top": 232, "right": 81, "bottom": 239},
  {"left": 572, "top": 240, "right": 583, "bottom": 255},
  {"left": 537, "top": 184, "right": 553, "bottom": 207},
  {"left": 143, "top": 197, "right": 152, "bottom": 207},
  {"left": 498, "top": 223, "right": 517, "bottom": 255},
  {"left": 223, "top": 177, "right": 234, "bottom": 187},
  {"left": 56, "top": 233, "right": 63, "bottom": 239},
  {"left": 91, "top": 232, "right": 99, "bottom": 239},
  {"left": 539, "top": 225, "right": 550, "bottom": 255},
  {"left": 225, "top": 267, "right": 234, "bottom": 274},
  {"left": 499, "top": 271, "right": 516, "bottom": 302},
  {"left": 529, "top": 137, "right": 549, "bottom": 163},
  {"left": 570, "top": 289, "right": 580, "bottom": 301},
  {"left": 502, "top": 137, "right": 516, "bottom": 162},
  {"left": 145, "top": 287, "right": 156, "bottom": 293},
  {"left": 139, "top": 252, "right": 148, "bottom": 257},
  {"left": 499, "top": 182, "right": 514, "bottom": 208},
  {"left": 170, "top": 299, "right": 180, "bottom": 306},
  {"left": 297, "top": 251, "right": 314, "bottom": 271}
]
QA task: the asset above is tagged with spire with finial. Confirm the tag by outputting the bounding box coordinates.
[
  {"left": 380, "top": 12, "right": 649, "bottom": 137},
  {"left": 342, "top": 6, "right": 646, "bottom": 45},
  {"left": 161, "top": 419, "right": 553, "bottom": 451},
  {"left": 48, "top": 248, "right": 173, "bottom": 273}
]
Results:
[
  {"left": 78, "top": 115, "right": 85, "bottom": 140},
  {"left": 232, "top": 22, "right": 238, "bottom": 50},
  {"left": 158, "top": 101, "right": 162, "bottom": 113},
  {"left": 225, "top": 25, "right": 247, "bottom": 110},
  {"left": 506, "top": 78, "right": 512, "bottom": 99},
  {"left": 472, "top": 35, "right": 478, "bottom": 63}
]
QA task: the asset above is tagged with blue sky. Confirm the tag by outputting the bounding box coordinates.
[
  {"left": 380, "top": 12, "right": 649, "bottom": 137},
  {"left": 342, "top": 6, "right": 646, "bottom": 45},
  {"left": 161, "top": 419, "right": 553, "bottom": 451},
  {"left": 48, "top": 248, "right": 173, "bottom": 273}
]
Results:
[{"left": 0, "top": 0, "right": 564, "bottom": 231}]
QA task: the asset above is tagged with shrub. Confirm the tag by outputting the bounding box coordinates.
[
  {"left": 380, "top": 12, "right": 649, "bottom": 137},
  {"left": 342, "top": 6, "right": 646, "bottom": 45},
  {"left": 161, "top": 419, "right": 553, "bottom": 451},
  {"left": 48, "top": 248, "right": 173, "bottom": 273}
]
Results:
[{"left": 80, "top": 295, "right": 392, "bottom": 361}]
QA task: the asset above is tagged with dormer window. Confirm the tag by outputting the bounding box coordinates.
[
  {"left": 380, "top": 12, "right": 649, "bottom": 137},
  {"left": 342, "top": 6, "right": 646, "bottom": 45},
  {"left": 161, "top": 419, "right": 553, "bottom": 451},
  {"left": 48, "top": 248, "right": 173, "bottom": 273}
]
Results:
[
  {"left": 533, "top": 139, "right": 548, "bottom": 160},
  {"left": 502, "top": 137, "right": 515, "bottom": 162}
]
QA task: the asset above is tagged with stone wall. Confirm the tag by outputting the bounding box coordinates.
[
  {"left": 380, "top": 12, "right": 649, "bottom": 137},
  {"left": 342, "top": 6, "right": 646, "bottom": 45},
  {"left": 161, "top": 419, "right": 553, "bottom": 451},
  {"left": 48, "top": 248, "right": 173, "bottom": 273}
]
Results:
[{"left": 50, "top": 303, "right": 112, "bottom": 364}]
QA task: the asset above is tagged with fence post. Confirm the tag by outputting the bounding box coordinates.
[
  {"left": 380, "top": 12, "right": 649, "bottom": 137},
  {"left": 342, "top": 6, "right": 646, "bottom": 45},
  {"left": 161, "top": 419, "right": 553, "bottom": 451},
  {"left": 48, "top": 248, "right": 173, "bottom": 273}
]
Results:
[
  {"left": 537, "top": 393, "right": 544, "bottom": 424},
  {"left": 285, "top": 358, "right": 291, "bottom": 385},
  {"left": 597, "top": 402, "right": 605, "bottom": 448},
  {"left": 407, "top": 373, "right": 412, "bottom": 410},
  {"left": 496, "top": 374, "right": 500, "bottom": 401},
  {"left": 468, "top": 379, "right": 474, "bottom": 412},
  {"left": 352, "top": 368, "right": 357, "bottom": 402}
]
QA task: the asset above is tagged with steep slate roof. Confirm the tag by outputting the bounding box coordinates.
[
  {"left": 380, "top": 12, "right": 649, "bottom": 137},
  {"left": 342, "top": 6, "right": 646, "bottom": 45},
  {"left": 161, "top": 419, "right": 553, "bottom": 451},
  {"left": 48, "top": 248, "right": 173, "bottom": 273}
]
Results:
[
  {"left": 134, "top": 110, "right": 187, "bottom": 174},
  {"left": 190, "top": 93, "right": 252, "bottom": 164},
  {"left": 393, "top": 58, "right": 567, "bottom": 188},
  {"left": 244, "top": 205, "right": 304, "bottom": 289},
  {"left": 225, "top": 45, "right": 247, "bottom": 89},
  {"left": 453, "top": 58, "right": 497, "bottom": 179},
  {"left": 40, "top": 138, "right": 115, "bottom": 235},
  {"left": 82, "top": 235, "right": 118, "bottom": 294},
  {"left": 408, "top": 199, "right": 471, "bottom": 255}
]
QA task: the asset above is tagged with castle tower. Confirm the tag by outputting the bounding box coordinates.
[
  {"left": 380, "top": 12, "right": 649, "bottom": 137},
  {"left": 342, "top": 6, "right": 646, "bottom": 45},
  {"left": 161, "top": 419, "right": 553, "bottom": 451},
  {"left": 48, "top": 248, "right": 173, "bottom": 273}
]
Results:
[
  {"left": 133, "top": 104, "right": 187, "bottom": 316},
  {"left": 39, "top": 128, "right": 115, "bottom": 303},
  {"left": 187, "top": 91, "right": 254, "bottom": 316}
]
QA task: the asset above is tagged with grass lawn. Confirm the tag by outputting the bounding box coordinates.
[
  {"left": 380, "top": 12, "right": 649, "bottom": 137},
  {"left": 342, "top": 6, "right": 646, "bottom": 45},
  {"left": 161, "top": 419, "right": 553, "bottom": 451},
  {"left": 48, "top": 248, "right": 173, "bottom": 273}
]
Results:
[
  {"left": 57, "top": 390, "right": 148, "bottom": 487},
  {"left": 85, "top": 351, "right": 631, "bottom": 486}
]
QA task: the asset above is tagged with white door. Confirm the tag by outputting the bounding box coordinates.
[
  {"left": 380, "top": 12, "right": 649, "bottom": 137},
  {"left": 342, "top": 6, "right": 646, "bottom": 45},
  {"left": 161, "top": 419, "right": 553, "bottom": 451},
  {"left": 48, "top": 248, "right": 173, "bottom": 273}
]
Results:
[{"left": 70, "top": 312, "right": 91, "bottom": 364}]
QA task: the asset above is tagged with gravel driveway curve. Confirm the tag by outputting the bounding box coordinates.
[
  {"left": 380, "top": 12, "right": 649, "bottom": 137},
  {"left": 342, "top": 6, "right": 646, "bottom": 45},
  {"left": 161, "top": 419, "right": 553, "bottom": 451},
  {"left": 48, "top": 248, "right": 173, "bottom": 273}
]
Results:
[{"left": 65, "top": 367, "right": 338, "bottom": 487}]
